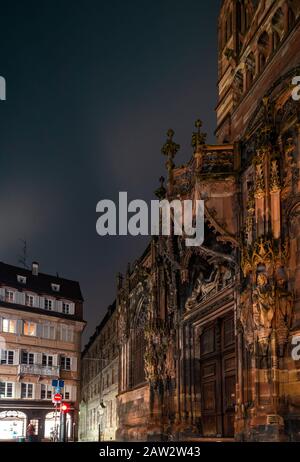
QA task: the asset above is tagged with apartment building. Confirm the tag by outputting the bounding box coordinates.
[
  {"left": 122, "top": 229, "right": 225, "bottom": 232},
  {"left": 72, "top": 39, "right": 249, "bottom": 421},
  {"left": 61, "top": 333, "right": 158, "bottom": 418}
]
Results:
[{"left": 0, "top": 261, "right": 85, "bottom": 441}]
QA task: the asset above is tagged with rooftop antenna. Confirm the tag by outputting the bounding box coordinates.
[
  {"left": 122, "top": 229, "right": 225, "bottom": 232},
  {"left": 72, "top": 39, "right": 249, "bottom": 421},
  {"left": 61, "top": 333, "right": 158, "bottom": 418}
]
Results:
[{"left": 18, "top": 239, "right": 29, "bottom": 269}]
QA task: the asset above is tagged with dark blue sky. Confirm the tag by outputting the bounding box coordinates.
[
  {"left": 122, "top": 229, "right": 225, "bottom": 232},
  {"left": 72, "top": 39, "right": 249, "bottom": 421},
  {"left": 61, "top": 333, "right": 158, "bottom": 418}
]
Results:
[{"left": 0, "top": 0, "right": 221, "bottom": 343}]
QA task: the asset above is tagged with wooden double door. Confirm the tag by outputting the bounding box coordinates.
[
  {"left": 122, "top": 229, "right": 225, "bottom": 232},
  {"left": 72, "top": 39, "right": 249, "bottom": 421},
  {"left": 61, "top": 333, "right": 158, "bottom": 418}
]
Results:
[{"left": 199, "top": 315, "right": 236, "bottom": 437}]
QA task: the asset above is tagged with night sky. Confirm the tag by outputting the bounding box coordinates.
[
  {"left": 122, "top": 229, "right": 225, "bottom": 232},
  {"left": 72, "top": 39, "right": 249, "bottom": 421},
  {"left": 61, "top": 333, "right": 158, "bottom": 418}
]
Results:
[{"left": 0, "top": 0, "right": 221, "bottom": 344}]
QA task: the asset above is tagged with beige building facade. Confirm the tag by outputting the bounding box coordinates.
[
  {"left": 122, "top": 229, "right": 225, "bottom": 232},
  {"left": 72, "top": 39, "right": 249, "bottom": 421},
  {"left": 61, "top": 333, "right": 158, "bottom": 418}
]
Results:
[{"left": 0, "top": 261, "right": 85, "bottom": 441}]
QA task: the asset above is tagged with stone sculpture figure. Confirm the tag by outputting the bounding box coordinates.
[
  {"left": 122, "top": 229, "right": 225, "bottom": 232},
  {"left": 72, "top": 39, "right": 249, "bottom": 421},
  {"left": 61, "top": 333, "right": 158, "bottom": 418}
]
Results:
[
  {"left": 185, "top": 266, "right": 220, "bottom": 310},
  {"left": 252, "top": 273, "right": 275, "bottom": 337}
]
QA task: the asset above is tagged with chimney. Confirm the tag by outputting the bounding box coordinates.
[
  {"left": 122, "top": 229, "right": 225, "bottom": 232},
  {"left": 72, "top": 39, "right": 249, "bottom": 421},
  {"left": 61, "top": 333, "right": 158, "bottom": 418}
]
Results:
[{"left": 32, "top": 262, "right": 39, "bottom": 276}]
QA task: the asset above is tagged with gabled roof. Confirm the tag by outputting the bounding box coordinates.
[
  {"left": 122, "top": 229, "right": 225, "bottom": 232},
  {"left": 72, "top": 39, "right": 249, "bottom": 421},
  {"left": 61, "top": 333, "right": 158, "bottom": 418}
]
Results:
[{"left": 0, "top": 261, "right": 83, "bottom": 301}]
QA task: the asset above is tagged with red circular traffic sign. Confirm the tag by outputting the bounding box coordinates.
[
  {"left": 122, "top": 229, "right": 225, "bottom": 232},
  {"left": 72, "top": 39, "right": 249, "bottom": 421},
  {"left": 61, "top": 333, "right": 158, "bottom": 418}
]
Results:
[{"left": 53, "top": 393, "right": 62, "bottom": 403}]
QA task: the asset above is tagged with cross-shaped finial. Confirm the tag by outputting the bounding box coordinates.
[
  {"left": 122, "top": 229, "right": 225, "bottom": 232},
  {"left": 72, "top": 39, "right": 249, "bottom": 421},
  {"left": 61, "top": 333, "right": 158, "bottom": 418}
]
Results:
[
  {"left": 192, "top": 118, "right": 207, "bottom": 152},
  {"left": 161, "top": 128, "right": 180, "bottom": 162}
]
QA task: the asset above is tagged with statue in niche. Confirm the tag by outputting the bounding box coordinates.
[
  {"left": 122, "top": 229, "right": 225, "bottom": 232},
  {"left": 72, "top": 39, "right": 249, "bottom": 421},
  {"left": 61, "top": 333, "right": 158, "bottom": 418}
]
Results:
[
  {"left": 185, "top": 266, "right": 220, "bottom": 310},
  {"left": 252, "top": 273, "right": 275, "bottom": 331}
]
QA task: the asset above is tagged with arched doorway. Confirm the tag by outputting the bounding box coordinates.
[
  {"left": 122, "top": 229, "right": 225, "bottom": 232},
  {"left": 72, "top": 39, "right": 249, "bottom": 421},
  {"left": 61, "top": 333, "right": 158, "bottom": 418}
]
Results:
[
  {"left": 0, "top": 411, "right": 27, "bottom": 440},
  {"left": 44, "top": 411, "right": 72, "bottom": 440}
]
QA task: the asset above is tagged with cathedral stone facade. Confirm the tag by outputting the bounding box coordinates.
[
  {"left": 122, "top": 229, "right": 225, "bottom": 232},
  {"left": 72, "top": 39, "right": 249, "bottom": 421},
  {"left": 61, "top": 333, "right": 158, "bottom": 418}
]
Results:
[{"left": 83, "top": 0, "right": 300, "bottom": 442}]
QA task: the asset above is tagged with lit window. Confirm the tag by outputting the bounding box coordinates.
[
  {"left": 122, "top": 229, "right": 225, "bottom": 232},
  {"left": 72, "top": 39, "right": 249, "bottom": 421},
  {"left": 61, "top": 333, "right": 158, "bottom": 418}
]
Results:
[
  {"left": 23, "top": 321, "right": 37, "bottom": 337},
  {"left": 2, "top": 319, "right": 17, "bottom": 334}
]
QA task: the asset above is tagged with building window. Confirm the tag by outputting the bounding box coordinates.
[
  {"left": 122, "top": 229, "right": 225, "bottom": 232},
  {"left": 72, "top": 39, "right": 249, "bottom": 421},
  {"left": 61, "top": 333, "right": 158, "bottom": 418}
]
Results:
[
  {"left": 42, "top": 354, "right": 53, "bottom": 367},
  {"left": 21, "top": 383, "right": 33, "bottom": 399},
  {"left": 5, "top": 290, "right": 14, "bottom": 303},
  {"left": 23, "top": 321, "right": 37, "bottom": 336},
  {"left": 0, "top": 350, "right": 14, "bottom": 365},
  {"left": 41, "top": 323, "right": 56, "bottom": 340},
  {"left": 21, "top": 351, "right": 34, "bottom": 365},
  {"left": 0, "top": 382, "right": 13, "bottom": 398},
  {"left": 51, "top": 283, "right": 60, "bottom": 292},
  {"left": 25, "top": 294, "right": 34, "bottom": 307},
  {"left": 62, "top": 302, "right": 70, "bottom": 314},
  {"left": 2, "top": 318, "right": 17, "bottom": 334},
  {"left": 44, "top": 299, "right": 53, "bottom": 311},
  {"left": 41, "top": 384, "right": 52, "bottom": 400},
  {"left": 62, "top": 387, "right": 70, "bottom": 400},
  {"left": 60, "top": 356, "right": 71, "bottom": 371},
  {"left": 17, "top": 275, "right": 27, "bottom": 284},
  {"left": 60, "top": 325, "right": 74, "bottom": 343}
]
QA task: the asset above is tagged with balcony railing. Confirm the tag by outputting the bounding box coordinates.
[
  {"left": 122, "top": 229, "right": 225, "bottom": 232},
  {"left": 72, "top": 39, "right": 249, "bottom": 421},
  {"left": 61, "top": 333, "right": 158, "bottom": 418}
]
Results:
[{"left": 18, "top": 364, "right": 60, "bottom": 377}]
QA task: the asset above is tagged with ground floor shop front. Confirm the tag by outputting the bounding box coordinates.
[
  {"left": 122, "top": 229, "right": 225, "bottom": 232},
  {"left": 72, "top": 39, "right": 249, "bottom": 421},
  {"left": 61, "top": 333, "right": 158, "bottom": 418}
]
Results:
[{"left": 0, "top": 401, "right": 74, "bottom": 441}]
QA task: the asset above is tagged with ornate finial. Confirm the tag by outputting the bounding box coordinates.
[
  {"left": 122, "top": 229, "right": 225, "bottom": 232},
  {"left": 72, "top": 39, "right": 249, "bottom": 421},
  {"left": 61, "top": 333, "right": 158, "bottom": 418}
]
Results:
[
  {"left": 155, "top": 176, "right": 166, "bottom": 199},
  {"left": 161, "top": 129, "right": 180, "bottom": 173},
  {"left": 192, "top": 119, "right": 207, "bottom": 152}
]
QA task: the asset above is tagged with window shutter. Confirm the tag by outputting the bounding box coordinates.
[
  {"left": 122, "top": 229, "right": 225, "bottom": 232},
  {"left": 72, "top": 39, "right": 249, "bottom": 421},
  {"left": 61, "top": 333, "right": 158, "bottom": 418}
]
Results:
[
  {"left": 0, "top": 317, "right": 2, "bottom": 332},
  {"left": 52, "top": 355, "right": 58, "bottom": 366},
  {"left": 71, "top": 385, "right": 76, "bottom": 402},
  {"left": 56, "top": 300, "right": 63, "bottom": 313},
  {"left": 35, "top": 384, "right": 41, "bottom": 400},
  {"left": 20, "top": 292, "right": 25, "bottom": 305},
  {"left": 35, "top": 352, "right": 42, "bottom": 365},
  {"left": 15, "top": 291, "right": 21, "bottom": 304},
  {"left": 14, "top": 382, "right": 21, "bottom": 399},
  {"left": 0, "top": 288, "right": 5, "bottom": 301},
  {"left": 14, "top": 349, "right": 20, "bottom": 365},
  {"left": 39, "top": 296, "right": 45, "bottom": 309},
  {"left": 36, "top": 323, "right": 43, "bottom": 338},
  {"left": 17, "top": 319, "right": 23, "bottom": 335},
  {"left": 33, "top": 295, "right": 39, "bottom": 308},
  {"left": 71, "top": 356, "right": 78, "bottom": 372}
]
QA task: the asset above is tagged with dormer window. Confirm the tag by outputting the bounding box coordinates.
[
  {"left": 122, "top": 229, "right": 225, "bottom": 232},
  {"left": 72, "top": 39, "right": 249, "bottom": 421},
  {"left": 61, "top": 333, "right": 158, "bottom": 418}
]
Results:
[
  {"left": 5, "top": 290, "right": 14, "bottom": 303},
  {"left": 44, "top": 299, "right": 53, "bottom": 311},
  {"left": 62, "top": 302, "right": 70, "bottom": 315},
  {"left": 51, "top": 283, "right": 60, "bottom": 292},
  {"left": 25, "top": 294, "right": 34, "bottom": 307},
  {"left": 17, "top": 275, "right": 27, "bottom": 284}
]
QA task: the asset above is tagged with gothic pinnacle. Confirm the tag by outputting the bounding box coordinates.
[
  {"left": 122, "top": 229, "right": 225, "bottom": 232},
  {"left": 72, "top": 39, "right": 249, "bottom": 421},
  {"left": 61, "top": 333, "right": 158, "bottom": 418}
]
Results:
[{"left": 191, "top": 119, "right": 207, "bottom": 152}]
